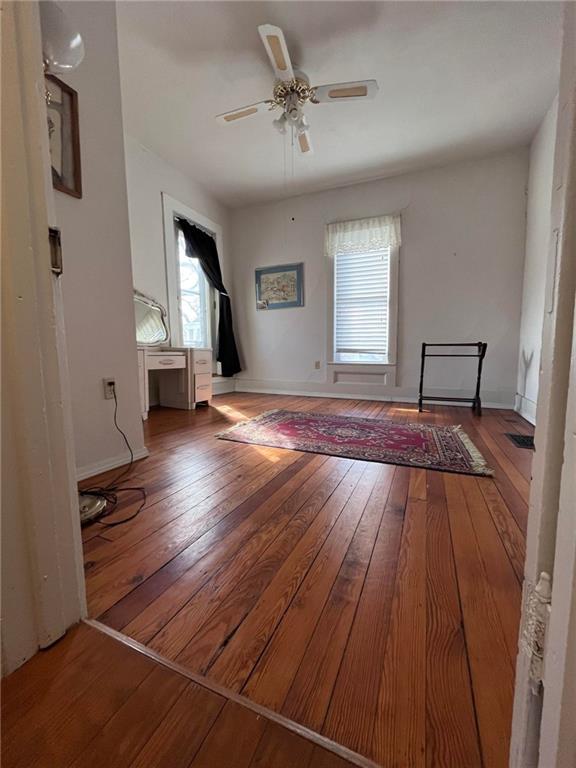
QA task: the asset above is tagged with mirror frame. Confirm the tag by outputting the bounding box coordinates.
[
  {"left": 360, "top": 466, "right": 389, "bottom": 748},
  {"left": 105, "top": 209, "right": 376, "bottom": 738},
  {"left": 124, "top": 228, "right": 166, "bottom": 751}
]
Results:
[{"left": 134, "top": 288, "right": 170, "bottom": 347}]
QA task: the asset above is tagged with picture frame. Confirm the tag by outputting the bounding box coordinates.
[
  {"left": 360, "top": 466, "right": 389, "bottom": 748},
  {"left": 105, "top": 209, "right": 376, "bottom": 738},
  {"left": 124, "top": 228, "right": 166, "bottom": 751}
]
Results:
[
  {"left": 45, "top": 74, "right": 82, "bottom": 199},
  {"left": 255, "top": 263, "right": 304, "bottom": 310}
]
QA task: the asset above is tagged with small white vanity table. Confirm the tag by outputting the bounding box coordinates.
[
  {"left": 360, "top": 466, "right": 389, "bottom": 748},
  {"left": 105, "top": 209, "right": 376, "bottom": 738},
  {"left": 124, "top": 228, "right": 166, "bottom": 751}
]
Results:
[
  {"left": 137, "top": 347, "right": 213, "bottom": 420},
  {"left": 134, "top": 290, "right": 213, "bottom": 421}
]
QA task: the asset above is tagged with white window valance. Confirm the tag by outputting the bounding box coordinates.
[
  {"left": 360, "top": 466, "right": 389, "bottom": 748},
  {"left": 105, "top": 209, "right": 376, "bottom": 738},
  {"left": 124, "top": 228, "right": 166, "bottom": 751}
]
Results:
[{"left": 326, "top": 214, "right": 402, "bottom": 256}]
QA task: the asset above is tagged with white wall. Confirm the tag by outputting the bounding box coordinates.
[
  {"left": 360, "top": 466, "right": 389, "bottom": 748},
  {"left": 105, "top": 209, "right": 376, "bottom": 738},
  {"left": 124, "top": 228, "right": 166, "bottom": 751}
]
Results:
[
  {"left": 231, "top": 150, "right": 529, "bottom": 407},
  {"left": 56, "top": 2, "right": 146, "bottom": 479},
  {"left": 516, "top": 100, "right": 558, "bottom": 424},
  {"left": 124, "top": 135, "right": 232, "bottom": 312}
]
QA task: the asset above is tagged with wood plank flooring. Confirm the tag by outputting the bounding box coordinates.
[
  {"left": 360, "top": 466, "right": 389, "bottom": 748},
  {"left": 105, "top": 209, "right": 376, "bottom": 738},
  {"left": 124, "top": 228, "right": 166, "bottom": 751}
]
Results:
[
  {"left": 80, "top": 393, "right": 531, "bottom": 767},
  {"left": 1, "top": 622, "right": 363, "bottom": 768}
]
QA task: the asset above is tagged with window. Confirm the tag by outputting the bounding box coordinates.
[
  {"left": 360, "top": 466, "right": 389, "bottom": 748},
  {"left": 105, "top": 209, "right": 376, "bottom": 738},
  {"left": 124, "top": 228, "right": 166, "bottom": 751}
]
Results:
[
  {"left": 176, "top": 229, "right": 210, "bottom": 347},
  {"left": 163, "top": 194, "right": 221, "bottom": 352},
  {"left": 328, "top": 215, "right": 401, "bottom": 365}
]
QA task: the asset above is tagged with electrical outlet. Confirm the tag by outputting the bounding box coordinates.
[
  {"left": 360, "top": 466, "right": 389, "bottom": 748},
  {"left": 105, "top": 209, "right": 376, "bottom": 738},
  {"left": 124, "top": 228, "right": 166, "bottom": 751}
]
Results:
[
  {"left": 103, "top": 378, "right": 116, "bottom": 400},
  {"left": 314, "top": 360, "right": 321, "bottom": 370}
]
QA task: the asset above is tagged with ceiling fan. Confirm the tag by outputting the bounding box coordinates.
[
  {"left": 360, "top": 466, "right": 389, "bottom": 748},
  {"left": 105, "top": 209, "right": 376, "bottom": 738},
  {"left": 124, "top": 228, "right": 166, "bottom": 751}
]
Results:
[{"left": 216, "top": 24, "right": 379, "bottom": 155}]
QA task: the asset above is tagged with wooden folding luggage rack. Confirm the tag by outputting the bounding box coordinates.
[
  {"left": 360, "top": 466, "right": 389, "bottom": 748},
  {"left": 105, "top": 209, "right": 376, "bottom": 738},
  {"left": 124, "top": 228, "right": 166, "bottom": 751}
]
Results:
[{"left": 418, "top": 342, "right": 488, "bottom": 415}]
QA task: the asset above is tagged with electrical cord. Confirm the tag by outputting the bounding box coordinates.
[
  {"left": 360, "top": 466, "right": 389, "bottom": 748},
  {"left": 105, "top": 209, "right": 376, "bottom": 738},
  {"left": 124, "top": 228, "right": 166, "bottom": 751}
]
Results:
[{"left": 79, "top": 383, "right": 147, "bottom": 527}]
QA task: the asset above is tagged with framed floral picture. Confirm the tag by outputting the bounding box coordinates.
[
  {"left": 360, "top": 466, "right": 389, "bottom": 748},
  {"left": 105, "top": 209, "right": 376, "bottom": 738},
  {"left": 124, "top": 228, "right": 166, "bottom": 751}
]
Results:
[
  {"left": 45, "top": 74, "right": 82, "bottom": 198},
  {"left": 255, "top": 263, "right": 304, "bottom": 310}
]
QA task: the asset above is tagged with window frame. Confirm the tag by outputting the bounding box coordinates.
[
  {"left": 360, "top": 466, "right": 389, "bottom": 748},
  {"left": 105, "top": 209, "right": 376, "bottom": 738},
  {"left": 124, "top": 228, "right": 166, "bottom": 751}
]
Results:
[
  {"left": 162, "top": 194, "right": 221, "bottom": 358},
  {"left": 326, "top": 226, "right": 399, "bottom": 370}
]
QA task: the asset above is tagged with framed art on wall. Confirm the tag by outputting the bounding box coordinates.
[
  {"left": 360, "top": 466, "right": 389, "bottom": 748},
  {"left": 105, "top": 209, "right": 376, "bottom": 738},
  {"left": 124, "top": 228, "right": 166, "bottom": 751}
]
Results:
[
  {"left": 255, "top": 263, "right": 304, "bottom": 310},
  {"left": 45, "top": 74, "right": 82, "bottom": 198}
]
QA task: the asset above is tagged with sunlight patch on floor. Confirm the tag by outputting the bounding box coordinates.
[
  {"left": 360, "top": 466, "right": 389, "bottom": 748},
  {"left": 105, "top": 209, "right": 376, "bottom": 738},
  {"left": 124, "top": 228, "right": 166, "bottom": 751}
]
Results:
[
  {"left": 214, "top": 405, "right": 282, "bottom": 462},
  {"left": 213, "top": 403, "right": 249, "bottom": 422}
]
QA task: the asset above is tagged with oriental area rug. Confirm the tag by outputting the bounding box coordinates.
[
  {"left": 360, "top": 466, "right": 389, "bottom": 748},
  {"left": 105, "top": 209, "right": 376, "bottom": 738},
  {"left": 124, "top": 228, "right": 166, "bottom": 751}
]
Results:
[{"left": 218, "top": 409, "right": 493, "bottom": 476}]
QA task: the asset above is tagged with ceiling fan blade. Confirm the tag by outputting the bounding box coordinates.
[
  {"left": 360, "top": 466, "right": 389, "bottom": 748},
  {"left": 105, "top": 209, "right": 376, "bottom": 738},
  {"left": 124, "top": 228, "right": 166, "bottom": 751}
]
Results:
[
  {"left": 216, "top": 101, "right": 273, "bottom": 125},
  {"left": 258, "top": 24, "right": 294, "bottom": 81},
  {"left": 297, "top": 128, "right": 313, "bottom": 155},
  {"left": 312, "top": 80, "right": 379, "bottom": 103}
]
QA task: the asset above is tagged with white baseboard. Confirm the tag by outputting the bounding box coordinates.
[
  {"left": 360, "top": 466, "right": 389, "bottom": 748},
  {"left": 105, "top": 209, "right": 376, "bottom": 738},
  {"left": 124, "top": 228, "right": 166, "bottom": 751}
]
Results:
[
  {"left": 233, "top": 380, "right": 514, "bottom": 410},
  {"left": 212, "top": 376, "right": 236, "bottom": 395},
  {"left": 515, "top": 393, "right": 537, "bottom": 425},
  {"left": 76, "top": 446, "right": 150, "bottom": 482}
]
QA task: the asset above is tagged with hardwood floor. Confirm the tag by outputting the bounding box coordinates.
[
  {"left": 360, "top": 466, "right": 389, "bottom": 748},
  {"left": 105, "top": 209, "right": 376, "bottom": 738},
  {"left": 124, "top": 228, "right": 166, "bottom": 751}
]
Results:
[
  {"left": 80, "top": 393, "right": 531, "bottom": 767},
  {"left": 2, "top": 622, "right": 362, "bottom": 768}
]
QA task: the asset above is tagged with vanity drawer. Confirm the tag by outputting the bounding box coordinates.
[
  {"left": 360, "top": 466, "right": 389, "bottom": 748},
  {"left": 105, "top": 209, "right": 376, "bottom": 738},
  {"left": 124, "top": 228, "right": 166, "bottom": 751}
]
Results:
[
  {"left": 146, "top": 353, "right": 186, "bottom": 370},
  {"left": 194, "top": 373, "right": 212, "bottom": 401},
  {"left": 192, "top": 349, "right": 212, "bottom": 374}
]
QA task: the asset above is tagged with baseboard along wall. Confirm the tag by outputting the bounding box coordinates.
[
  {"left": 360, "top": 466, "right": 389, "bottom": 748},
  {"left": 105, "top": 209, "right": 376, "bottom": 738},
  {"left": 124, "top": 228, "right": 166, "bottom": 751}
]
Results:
[
  {"left": 233, "top": 378, "right": 516, "bottom": 410},
  {"left": 76, "top": 446, "right": 150, "bottom": 481},
  {"left": 515, "top": 392, "right": 537, "bottom": 425}
]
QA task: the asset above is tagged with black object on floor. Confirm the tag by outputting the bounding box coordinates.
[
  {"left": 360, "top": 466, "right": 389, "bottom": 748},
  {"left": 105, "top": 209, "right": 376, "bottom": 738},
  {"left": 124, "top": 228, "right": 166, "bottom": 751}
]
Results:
[
  {"left": 418, "top": 342, "right": 488, "bottom": 415},
  {"left": 506, "top": 433, "right": 535, "bottom": 450}
]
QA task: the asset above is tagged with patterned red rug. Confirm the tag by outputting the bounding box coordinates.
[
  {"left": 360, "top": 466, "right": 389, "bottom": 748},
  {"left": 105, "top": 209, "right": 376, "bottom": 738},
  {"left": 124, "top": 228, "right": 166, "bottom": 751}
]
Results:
[{"left": 218, "top": 409, "right": 492, "bottom": 476}]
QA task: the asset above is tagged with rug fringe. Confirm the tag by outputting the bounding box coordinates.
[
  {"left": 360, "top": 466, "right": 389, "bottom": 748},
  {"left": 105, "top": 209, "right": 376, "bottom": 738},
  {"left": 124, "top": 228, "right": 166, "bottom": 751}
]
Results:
[{"left": 453, "top": 425, "right": 494, "bottom": 476}]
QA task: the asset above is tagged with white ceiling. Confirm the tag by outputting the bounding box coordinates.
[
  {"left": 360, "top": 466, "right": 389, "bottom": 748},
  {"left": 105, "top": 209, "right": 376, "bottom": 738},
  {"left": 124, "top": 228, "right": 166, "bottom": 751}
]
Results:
[{"left": 116, "top": 1, "right": 562, "bottom": 208}]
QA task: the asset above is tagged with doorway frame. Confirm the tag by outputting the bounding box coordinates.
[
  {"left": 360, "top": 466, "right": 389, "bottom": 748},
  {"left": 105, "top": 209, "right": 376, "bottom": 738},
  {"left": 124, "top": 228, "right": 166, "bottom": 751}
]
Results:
[
  {"left": 2, "top": 1, "right": 86, "bottom": 674},
  {"left": 510, "top": 4, "right": 576, "bottom": 766}
]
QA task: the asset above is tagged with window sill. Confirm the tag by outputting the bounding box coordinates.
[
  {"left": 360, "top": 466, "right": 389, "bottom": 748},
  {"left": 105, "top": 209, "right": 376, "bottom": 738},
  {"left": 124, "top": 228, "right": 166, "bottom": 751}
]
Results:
[
  {"left": 327, "top": 360, "right": 397, "bottom": 387},
  {"left": 328, "top": 360, "right": 396, "bottom": 368}
]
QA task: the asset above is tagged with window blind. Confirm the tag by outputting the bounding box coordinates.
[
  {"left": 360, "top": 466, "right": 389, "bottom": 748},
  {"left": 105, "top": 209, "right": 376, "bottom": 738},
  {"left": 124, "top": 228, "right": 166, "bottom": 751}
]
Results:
[{"left": 334, "top": 246, "right": 391, "bottom": 360}]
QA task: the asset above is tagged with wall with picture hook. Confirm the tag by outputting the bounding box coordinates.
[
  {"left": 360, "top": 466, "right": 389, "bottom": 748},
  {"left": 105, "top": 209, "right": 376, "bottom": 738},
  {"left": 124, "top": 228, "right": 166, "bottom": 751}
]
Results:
[{"left": 231, "top": 148, "right": 529, "bottom": 407}]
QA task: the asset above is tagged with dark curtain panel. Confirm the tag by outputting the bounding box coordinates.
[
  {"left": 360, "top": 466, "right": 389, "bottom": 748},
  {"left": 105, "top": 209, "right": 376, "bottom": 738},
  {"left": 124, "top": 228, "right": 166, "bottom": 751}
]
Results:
[{"left": 176, "top": 217, "right": 241, "bottom": 377}]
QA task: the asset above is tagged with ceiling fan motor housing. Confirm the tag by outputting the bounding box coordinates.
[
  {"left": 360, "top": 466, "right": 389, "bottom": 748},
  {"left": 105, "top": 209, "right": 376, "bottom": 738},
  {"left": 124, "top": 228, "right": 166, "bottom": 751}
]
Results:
[{"left": 272, "top": 76, "right": 314, "bottom": 110}]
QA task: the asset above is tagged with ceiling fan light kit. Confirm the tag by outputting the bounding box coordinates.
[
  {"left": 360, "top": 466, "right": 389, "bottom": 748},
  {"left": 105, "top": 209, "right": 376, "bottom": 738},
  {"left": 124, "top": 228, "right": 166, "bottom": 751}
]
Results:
[
  {"left": 216, "top": 24, "right": 379, "bottom": 155},
  {"left": 40, "top": 0, "right": 85, "bottom": 75}
]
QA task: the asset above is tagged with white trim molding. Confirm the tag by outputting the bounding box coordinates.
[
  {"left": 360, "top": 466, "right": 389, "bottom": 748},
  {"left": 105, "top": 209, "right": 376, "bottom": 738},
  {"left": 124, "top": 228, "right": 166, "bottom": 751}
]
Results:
[
  {"left": 76, "top": 446, "right": 150, "bottom": 482},
  {"left": 2, "top": 2, "right": 86, "bottom": 674},
  {"left": 234, "top": 379, "right": 514, "bottom": 409},
  {"left": 161, "top": 193, "right": 223, "bottom": 353},
  {"left": 515, "top": 392, "right": 537, "bottom": 425},
  {"left": 510, "top": 4, "right": 576, "bottom": 765},
  {"left": 327, "top": 362, "right": 397, "bottom": 388},
  {"left": 212, "top": 376, "right": 236, "bottom": 396},
  {"left": 326, "top": 233, "right": 400, "bottom": 369}
]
